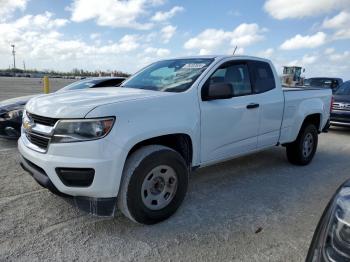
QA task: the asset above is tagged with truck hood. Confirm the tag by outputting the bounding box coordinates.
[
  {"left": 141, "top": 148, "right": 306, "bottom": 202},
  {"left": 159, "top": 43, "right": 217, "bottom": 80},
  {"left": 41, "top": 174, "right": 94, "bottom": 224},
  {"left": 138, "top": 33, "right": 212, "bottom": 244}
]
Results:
[{"left": 26, "top": 87, "right": 169, "bottom": 118}]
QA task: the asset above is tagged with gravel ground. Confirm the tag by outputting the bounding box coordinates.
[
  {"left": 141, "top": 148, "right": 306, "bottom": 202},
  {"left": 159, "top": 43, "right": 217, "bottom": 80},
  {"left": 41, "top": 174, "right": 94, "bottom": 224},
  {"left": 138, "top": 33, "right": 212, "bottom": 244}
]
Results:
[{"left": 1, "top": 78, "right": 350, "bottom": 261}]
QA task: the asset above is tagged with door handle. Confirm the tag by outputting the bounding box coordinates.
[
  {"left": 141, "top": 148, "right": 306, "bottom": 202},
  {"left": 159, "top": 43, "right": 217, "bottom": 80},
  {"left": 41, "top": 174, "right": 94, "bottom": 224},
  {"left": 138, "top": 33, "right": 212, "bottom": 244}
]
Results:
[{"left": 246, "top": 103, "right": 259, "bottom": 109}]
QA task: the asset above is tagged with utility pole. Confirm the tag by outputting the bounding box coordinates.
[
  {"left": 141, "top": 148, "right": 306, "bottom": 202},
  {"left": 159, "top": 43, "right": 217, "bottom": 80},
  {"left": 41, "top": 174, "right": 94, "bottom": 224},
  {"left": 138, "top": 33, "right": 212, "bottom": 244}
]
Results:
[
  {"left": 23, "top": 60, "right": 26, "bottom": 72},
  {"left": 11, "top": 44, "right": 16, "bottom": 76}
]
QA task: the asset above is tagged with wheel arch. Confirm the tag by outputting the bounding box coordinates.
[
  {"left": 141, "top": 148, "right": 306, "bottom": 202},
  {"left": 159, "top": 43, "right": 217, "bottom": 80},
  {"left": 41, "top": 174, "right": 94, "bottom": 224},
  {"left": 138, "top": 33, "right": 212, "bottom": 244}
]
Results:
[
  {"left": 126, "top": 133, "right": 194, "bottom": 168},
  {"left": 301, "top": 113, "right": 322, "bottom": 132}
]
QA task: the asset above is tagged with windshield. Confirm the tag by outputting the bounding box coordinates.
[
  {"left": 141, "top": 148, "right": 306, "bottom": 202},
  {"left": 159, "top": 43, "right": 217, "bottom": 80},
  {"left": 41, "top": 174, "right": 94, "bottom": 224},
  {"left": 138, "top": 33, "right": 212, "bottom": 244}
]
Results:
[
  {"left": 58, "top": 79, "right": 101, "bottom": 92},
  {"left": 122, "top": 58, "right": 214, "bottom": 92},
  {"left": 335, "top": 81, "right": 350, "bottom": 95}
]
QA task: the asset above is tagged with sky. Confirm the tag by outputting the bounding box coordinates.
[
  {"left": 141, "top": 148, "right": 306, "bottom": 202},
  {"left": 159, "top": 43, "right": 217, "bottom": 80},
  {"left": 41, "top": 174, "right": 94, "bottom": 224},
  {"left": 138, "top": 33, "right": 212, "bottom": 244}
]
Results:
[{"left": 0, "top": 0, "right": 350, "bottom": 79}]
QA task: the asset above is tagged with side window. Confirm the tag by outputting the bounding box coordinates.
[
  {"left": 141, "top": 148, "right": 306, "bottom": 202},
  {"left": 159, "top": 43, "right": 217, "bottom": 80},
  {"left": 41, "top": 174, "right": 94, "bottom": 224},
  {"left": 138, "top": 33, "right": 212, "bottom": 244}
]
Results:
[
  {"left": 249, "top": 61, "right": 275, "bottom": 93},
  {"left": 208, "top": 63, "right": 252, "bottom": 96}
]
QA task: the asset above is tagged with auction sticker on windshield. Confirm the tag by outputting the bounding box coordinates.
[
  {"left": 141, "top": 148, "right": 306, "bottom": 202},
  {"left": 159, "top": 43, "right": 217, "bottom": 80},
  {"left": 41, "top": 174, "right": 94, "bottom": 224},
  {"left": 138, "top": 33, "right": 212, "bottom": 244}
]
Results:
[{"left": 182, "top": 63, "right": 207, "bottom": 69}]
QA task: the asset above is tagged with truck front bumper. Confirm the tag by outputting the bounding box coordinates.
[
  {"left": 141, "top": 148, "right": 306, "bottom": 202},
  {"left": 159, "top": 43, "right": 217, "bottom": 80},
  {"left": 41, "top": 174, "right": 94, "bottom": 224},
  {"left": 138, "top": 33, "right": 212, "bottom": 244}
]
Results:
[{"left": 18, "top": 135, "right": 127, "bottom": 216}]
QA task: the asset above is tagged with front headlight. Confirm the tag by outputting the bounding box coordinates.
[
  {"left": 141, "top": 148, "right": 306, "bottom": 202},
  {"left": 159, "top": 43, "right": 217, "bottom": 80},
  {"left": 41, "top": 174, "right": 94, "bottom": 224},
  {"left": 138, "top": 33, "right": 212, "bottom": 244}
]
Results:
[
  {"left": 0, "top": 108, "right": 23, "bottom": 120},
  {"left": 51, "top": 117, "right": 115, "bottom": 143},
  {"left": 307, "top": 180, "right": 350, "bottom": 261}
]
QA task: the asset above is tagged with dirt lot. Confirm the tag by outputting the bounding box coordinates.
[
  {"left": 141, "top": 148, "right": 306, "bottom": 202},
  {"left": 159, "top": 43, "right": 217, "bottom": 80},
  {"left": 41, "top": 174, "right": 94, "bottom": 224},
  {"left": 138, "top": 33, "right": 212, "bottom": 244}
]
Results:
[{"left": 1, "top": 77, "right": 350, "bottom": 261}]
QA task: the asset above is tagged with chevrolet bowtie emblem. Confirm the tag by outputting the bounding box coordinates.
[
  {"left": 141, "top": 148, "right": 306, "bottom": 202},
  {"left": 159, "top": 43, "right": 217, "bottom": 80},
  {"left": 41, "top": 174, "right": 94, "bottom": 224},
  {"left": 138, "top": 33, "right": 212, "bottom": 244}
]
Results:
[{"left": 23, "top": 119, "right": 35, "bottom": 131}]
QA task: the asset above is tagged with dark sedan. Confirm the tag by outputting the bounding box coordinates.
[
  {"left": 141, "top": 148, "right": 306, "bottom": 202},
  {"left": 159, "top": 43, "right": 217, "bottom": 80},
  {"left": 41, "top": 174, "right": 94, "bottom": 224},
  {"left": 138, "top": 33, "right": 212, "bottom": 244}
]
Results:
[
  {"left": 0, "top": 77, "right": 125, "bottom": 138},
  {"left": 331, "top": 81, "right": 350, "bottom": 127}
]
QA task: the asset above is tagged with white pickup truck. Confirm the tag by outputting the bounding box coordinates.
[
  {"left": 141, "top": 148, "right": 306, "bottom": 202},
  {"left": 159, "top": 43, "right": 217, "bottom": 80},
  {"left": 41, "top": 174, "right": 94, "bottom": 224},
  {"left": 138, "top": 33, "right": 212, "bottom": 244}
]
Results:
[{"left": 19, "top": 56, "right": 332, "bottom": 224}]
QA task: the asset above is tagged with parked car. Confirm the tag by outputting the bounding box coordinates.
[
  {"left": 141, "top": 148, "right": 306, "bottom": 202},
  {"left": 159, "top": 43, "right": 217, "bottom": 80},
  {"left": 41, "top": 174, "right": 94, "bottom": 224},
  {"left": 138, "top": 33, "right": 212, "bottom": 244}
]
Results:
[
  {"left": 306, "top": 179, "right": 350, "bottom": 261},
  {"left": 18, "top": 56, "right": 332, "bottom": 224},
  {"left": 331, "top": 80, "right": 350, "bottom": 127},
  {"left": 0, "top": 77, "right": 126, "bottom": 138},
  {"left": 304, "top": 77, "right": 343, "bottom": 93}
]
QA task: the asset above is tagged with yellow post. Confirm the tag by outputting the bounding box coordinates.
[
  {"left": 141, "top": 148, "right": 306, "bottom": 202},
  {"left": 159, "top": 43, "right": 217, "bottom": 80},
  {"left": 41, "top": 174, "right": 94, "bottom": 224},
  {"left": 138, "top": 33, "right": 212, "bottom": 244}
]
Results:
[{"left": 43, "top": 76, "right": 50, "bottom": 94}]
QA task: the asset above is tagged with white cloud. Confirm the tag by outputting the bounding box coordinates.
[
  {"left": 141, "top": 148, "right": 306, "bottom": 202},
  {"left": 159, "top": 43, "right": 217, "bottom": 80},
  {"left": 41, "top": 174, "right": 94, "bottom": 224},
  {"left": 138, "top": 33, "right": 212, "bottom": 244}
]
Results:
[
  {"left": 69, "top": 0, "right": 164, "bottom": 30},
  {"left": 138, "top": 47, "right": 171, "bottom": 67},
  {"left": 264, "top": 0, "right": 350, "bottom": 20},
  {"left": 151, "top": 6, "right": 184, "bottom": 22},
  {"left": 324, "top": 47, "right": 335, "bottom": 55},
  {"left": 300, "top": 54, "right": 318, "bottom": 64},
  {"left": 144, "top": 47, "right": 170, "bottom": 57},
  {"left": 280, "top": 32, "right": 327, "bottom": 50},
  {"left": 323, "top": 11, "right": 350, "bottom": 39},
  {"left": 308, "top": 50, "right": 350, "bottom": 78},
  {"left": 272, "top": 48, "right": 350, "bottom": 79},
  {"left": 257, "top": 48, "right": 274, "bottom": 58},
  {"left": 323, "top": 11, "right": 350, "bottom": 28},
  {"left": 233, "top": 47, "right": 245, "bottom": 55},
  {"left": 184, "top": 23, "right": 265, "bottom": 55},
  {"left": 0, "top": 13, "right": 142, "bottom": 72},
  {"left": 13, "top": 12, "right": 69, "bottom": 30},
  {"left": 161, "top": 25, "right": 176, "bottom": 43},
  {"left": 0, "top": 12, "right": 178, "bottom": 73},
  {"left": 0, "top": 0, "right": 27, "bottom": 21},
  {"left": 96, "top": 35, "right": 141, "bottom": 54},
  {"left": 328, "top": 50, "right": 350, "bottom": 62},
  {"left": 90, "top": 33, "right": 100, "bottom": 40}
]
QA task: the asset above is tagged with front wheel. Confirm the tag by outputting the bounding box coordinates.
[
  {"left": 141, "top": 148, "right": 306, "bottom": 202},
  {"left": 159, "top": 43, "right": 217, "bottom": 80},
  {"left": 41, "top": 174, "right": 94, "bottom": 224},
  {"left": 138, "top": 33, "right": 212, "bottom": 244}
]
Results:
[
  {"left": 286, "top": 124, "right": 318, "bottom": 166},
  {"left": 117, "top": 145, "right": 189, "bottom": 225}
]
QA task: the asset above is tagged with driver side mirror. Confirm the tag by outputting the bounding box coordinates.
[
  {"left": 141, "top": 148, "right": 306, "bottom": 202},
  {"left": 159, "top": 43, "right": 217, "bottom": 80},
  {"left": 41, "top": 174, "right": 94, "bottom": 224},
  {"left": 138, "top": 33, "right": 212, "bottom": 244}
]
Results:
[{"left": 202, "top": 82, "right": 234, "bottom": 101}]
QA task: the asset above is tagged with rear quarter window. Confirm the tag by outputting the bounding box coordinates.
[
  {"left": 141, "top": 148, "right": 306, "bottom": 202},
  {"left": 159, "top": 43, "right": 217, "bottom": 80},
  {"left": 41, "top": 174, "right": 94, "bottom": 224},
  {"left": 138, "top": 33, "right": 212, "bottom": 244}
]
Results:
[{"left": 249, "top": 61, "right": 276, "bottom": 93}]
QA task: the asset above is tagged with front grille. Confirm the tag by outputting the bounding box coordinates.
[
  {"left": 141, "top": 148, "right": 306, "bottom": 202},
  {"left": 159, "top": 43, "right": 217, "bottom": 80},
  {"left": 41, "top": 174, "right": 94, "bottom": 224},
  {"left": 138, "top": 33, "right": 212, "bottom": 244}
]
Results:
[
  {"left": 26, "top": 132, "right": 50, "bottom": 150},
  {"left": 333, "top": 102, "right": 350, "bottom": 111},
  {"left": 27, "top": 112, "right": 58, "bottom": 126}
]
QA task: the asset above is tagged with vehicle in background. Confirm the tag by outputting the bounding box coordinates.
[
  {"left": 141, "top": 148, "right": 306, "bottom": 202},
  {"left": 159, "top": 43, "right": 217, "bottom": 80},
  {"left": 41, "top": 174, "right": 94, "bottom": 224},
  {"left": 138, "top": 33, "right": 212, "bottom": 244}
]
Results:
[
  {"left": 281, "top": 66, "right": 305, "bottom": 87},
  {"left": 0, "top": 77, "right": 126, "bottom": 139},
  {"left": 18, "top": 55, "right": 332, "bottom": 224},
  {"left": 306, "top": 179, "right": 350, "bottom": 261},
  {"left": 331, "top": 80, "right": 350, "bottom": 127},
  {"left": 304, "top": 77, "right": 343, "bottom": 93}
]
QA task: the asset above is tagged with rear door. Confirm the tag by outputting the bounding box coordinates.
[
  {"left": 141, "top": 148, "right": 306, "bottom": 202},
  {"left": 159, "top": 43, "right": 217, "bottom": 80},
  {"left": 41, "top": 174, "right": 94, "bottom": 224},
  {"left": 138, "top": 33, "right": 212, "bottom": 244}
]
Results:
[
  {"left": 200, "top": 60, "right": 260, "bottom": 163},
  {"left": 247, "top": 61, "right": 284, "bottom": 148}
]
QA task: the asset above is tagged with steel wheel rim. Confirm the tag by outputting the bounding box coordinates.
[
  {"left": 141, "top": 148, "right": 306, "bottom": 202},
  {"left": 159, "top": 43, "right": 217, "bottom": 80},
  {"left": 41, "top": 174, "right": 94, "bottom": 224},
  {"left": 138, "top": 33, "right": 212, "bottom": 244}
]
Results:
[
  {"left": 303, "top": 133, "right": 314, "bottom": 158},
  {"left": 141, "top": 165, "right": 178, "bottom": 210}
]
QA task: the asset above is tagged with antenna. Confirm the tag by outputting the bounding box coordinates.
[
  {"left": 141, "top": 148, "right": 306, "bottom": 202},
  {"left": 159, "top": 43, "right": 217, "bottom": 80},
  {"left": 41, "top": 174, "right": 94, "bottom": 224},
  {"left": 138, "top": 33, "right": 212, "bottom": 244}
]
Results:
[{"left": 232, "top": 46, "right": 238, "bottom": 55}]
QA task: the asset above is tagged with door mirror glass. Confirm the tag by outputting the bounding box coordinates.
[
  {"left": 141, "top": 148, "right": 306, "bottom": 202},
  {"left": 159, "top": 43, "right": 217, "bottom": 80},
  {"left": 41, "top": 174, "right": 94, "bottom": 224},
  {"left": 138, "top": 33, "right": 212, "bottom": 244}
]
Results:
[{"left": 202, "top": 82, "right": 234, "bottom": 101}]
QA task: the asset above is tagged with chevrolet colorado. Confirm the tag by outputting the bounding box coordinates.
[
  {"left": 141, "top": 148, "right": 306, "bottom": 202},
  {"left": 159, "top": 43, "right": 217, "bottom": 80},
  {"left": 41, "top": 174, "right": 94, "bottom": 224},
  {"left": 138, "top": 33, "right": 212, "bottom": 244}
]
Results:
[{"left": 18, "top": 56, "right": 332, "bottom": 224}]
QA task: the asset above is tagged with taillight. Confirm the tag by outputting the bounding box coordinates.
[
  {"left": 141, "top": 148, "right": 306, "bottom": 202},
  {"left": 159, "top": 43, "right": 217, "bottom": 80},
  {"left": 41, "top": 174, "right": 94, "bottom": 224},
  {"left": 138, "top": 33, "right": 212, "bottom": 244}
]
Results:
[{"left": 330, "top": 96, "right": 334, "bottom": 113}]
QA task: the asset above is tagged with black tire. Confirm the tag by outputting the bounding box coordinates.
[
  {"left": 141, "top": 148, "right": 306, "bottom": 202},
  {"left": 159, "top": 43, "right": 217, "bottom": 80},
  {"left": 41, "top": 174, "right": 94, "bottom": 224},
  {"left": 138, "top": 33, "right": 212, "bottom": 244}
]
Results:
[
  {"left": 117, "top": 145, "right": 189, "bottom": 225},
  {"left": 286, "top": 124, "right": 318, "bottom": 166}
]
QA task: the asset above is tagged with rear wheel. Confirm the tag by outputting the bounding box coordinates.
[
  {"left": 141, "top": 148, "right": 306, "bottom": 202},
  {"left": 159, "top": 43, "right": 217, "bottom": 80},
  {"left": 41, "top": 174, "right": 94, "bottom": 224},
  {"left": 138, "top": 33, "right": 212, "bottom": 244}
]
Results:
[
  {"left": 286, "top": 124, "right": 318, "bottom": 165},
  {"left": 117, "top": 145, "right": 188, "bottom": 224}
]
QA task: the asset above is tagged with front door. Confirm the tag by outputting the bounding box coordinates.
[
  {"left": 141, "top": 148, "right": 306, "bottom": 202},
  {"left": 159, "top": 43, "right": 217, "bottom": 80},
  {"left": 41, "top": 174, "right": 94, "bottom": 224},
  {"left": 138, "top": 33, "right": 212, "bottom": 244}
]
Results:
[{"left": 200, "top": 61, "right": 260, "bottom": 164}]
